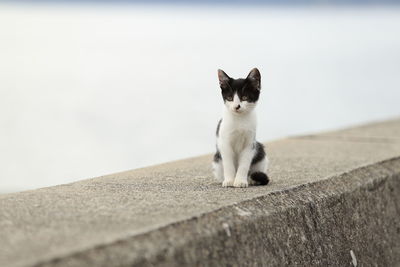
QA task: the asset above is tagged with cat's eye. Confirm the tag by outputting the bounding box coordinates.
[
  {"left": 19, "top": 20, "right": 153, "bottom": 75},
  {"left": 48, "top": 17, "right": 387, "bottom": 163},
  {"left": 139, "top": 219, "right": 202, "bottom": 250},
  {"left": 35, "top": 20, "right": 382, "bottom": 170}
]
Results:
[
  {"left": 242, "top": 96, "right": 248, "bottom": 101},
  {"left": 227, "top": 96, "right": 233, "bottom": 101}
]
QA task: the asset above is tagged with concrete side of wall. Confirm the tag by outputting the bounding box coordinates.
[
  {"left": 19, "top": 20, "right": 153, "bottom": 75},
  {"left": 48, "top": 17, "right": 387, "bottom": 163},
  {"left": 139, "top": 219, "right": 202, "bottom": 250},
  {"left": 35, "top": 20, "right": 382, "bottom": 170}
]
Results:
[{"left": 1, "top": 118, "right": 400, "bottom": 267}]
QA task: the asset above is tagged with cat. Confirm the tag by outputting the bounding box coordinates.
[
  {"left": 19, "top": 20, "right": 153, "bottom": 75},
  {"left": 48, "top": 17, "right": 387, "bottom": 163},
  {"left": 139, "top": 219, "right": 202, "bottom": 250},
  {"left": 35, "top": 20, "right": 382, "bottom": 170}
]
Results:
[{"left": 212, "top": 68, "right": 269, "bottom": 188}]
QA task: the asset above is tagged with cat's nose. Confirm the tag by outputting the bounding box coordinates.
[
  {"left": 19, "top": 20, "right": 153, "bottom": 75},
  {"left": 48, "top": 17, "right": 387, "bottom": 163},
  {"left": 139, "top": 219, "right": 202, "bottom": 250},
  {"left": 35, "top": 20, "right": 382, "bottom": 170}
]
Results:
[{"left": 235, "top": 105, "right": 241, "bottom": 110}]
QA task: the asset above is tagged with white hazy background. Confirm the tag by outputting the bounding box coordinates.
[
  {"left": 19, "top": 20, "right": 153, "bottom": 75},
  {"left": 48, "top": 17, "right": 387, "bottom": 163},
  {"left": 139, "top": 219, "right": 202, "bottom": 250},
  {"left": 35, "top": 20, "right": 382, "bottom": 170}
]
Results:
[{"left": 1, "top": 4, "right": 400, "bottom": 193}]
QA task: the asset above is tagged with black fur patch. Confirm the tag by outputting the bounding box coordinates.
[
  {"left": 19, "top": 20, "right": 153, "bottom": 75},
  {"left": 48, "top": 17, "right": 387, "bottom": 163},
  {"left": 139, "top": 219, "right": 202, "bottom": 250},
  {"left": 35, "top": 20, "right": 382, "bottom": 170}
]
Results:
[
  {"left": 216, "top": 119, "right": 222, "bottom": 137},
  {"left": 251, "top": 142, "right": 266, "bottom": 165},
  {"left": 213, "top": 149, "right": 221, "bottom": 162},
  {"left": 250, "top": 172, "right": 269, "bottom": 185}
]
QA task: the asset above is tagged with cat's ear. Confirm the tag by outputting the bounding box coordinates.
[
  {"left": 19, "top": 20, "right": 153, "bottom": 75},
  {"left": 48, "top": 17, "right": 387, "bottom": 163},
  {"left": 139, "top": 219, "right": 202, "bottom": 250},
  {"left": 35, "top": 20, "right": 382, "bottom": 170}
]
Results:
[
  {"left": 246, "top": 68, "right": 261, "bottom": 90},
  {"left": 217, "top": 69, "right": 230, "bottom": 88}
]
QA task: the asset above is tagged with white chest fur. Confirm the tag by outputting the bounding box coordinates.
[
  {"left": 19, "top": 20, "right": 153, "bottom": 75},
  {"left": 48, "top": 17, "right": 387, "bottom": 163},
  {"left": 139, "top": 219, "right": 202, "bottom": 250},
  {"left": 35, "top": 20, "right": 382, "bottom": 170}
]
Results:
[{"left": 217, "top": 109, "right": 256, "bottom": 155}]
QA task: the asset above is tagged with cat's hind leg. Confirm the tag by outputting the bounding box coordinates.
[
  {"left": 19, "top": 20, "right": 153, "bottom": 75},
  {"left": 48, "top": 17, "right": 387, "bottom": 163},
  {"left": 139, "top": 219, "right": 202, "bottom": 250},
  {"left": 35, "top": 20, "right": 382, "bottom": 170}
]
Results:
[
  {"left": 212, "top": 152, "right": 224, "bottom": 182},
  {"left": 249, "top": 156, "right": 270, "bottom": 186}
]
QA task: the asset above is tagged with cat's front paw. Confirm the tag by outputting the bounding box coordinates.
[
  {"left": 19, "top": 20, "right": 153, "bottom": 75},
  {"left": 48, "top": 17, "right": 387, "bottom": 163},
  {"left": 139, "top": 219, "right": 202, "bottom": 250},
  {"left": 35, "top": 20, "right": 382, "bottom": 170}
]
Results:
[
  {"left": 233, "top": 179, "right": 248, "bottom": 188},
  {"left": 222, "top": 179, "right": 235, "bottom": 187}
]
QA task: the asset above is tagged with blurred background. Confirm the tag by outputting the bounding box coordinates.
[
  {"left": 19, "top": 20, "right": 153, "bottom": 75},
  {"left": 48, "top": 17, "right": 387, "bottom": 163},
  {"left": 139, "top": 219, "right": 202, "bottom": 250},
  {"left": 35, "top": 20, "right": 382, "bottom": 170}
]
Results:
[{"left": 1, "top": 0, "right": 400, "bottom": 194}]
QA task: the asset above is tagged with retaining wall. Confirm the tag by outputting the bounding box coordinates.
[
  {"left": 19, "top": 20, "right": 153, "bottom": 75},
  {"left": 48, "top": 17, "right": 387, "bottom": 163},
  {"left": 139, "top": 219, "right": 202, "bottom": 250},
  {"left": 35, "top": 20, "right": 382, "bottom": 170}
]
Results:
[{"left": 1, "top": 119, "right": 400, "bottom": 266}]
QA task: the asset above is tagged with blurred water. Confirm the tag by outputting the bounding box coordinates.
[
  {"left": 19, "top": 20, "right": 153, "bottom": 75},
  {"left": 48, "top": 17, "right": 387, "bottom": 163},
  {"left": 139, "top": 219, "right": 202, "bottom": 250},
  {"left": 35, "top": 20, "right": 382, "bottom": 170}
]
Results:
[{"left": 1, "top": 4, "right": 400, "bottom": 193}]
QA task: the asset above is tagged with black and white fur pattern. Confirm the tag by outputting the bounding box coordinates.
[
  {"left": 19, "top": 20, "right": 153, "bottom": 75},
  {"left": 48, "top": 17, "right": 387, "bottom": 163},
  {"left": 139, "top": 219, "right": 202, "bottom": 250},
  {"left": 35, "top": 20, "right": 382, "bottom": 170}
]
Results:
[{"left": 212, "top": 68, "right": 269, "bottom": 188}]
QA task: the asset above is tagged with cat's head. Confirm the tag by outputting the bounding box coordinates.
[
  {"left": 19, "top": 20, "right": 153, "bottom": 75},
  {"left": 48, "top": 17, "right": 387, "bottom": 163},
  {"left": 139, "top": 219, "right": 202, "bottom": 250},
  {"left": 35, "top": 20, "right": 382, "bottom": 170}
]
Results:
[{"left": 217, "top": 68, "right": 261, "bottom": 115}]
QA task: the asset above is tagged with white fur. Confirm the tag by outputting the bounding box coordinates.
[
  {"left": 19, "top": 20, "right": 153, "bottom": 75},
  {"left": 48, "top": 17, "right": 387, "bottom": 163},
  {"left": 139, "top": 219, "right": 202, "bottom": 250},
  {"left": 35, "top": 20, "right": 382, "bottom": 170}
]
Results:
[{"left": 213, "top": 93, "right": 268, "bottom": 187}]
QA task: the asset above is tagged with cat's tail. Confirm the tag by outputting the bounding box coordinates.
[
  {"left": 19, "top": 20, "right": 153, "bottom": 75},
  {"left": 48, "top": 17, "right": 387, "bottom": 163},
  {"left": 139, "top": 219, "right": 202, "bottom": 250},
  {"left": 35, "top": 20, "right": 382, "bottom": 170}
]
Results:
[{"left": 250, "top": 172, "right": 270, "bottom": 186}]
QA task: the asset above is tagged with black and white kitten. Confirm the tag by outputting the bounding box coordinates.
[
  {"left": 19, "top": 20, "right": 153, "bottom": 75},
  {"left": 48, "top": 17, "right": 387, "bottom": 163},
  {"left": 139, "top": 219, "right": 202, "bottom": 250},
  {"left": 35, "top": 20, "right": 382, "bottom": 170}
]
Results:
[{"left": 212, "top": 68, "right": 269, "bottom": 188}]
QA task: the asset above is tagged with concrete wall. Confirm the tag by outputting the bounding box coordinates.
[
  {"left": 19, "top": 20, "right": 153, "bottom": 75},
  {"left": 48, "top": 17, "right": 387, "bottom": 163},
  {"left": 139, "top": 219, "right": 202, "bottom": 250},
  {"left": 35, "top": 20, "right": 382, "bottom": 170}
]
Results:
[{"left": 1, "top": 119, "right": 400, "bottom": 267}]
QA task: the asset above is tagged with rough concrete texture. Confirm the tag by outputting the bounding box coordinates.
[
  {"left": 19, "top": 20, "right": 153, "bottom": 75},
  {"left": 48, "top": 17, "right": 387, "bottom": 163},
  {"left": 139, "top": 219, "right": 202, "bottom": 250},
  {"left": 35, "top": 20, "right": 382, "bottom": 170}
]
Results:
[{"left": 1, "top": 118, "right": 400, "bottom": 267}]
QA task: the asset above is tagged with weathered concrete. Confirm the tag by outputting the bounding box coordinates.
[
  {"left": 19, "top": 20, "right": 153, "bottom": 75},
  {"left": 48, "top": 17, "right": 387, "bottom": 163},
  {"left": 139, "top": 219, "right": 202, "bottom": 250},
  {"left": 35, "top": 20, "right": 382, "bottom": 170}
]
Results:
[{"left": 1, "top": 118, "right": 400, "bottom": 267}]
